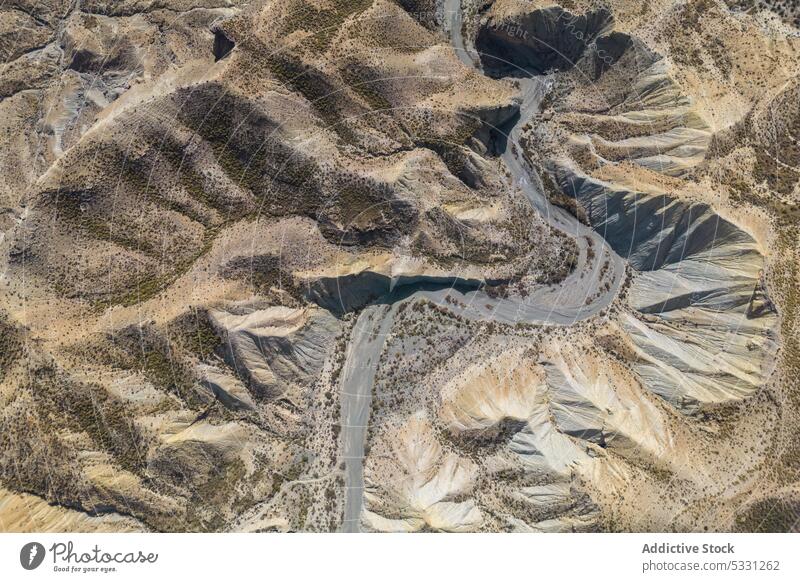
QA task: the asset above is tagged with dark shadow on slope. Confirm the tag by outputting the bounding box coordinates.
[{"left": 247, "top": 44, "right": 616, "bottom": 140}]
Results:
[
  {"left": 213, "top": 29, "right": 235, "bottom": 61},
  {"left": 475, "top": 6, "right": 614, "bottom": 78}
]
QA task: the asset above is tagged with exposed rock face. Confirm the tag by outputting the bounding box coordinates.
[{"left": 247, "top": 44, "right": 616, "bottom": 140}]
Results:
[
  {"left": 0, "top": 0, "right": 575, "bottom": 532},
  {"left": 552, "top": 159, "right": 778, "bottom": 409},
  {"left": 363, "top": 335, "right": 678, "bottom": 532},
  {"left": 726, "top": 0, "right": 800, "bottom": 27},
  {"left": 358, "top": 0, "right": 798, "bottom": 534},
  {"left": 0, "top": 1, "right": 243, "bottom": 208},
  {"left": 527, "top": 23, "right": 780, "bottom": 410},
  {"left": 476, "top": 6, "right": 614, "bottom": 77},
  {"left": 197, "top": 364, "right": 255, "bottom": 411},
  {"left": 364, "top": 412, "right": 483, "bottom": 532},
  {"left": 472, "top": 0, "right": 784, "bottom": 414},
  {"left": 209, "top": 304, "right": 340, "bottom": 400},
  {"left": 1, "top": 0, "right": 799, "bottom": 534},
  {"left": 0, "top": 487, "right": 143, "bottom": 532},
  {"left": 439, "top": 353, "right": 544, "bottom": 434}
]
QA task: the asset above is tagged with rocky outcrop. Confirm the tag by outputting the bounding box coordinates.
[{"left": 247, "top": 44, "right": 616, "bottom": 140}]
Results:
[
  {"left": 209, "top": 303, "right": 340, "bottom": 400},
  {"left": 476, "top": 6, "right": 614, "bottom": 77},
  {"left": 364, "top": 336, "right": 680, "bottom": 532},
  {"left": 548, "top": 121, "right": 776, "bottom": 409},
  {"left": 1, "top": 0, "right": 797, "bottom": 535},
  {"left": 508, "top": 6, "right": 782, "bottom": 411},
  {"left": 0, "top": 487, "right": 143, "bottom": 533},
  {"left": 363, "top": 412, "right": 483, "bottom": 532}
]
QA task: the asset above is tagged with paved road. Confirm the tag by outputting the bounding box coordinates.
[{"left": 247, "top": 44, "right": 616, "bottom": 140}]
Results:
[{"left": 338, "top": 1, "right": 625, "bottom": 531}]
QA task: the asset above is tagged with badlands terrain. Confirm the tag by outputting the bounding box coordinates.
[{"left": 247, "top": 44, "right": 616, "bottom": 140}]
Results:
[{"left": 0, "top": 0, "right": 798, "bottom": 533}]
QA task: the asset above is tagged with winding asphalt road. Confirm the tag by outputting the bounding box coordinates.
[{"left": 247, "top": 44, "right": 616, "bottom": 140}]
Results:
[{"left": 339, "top": 1, "right": 626, "bottom": 531}]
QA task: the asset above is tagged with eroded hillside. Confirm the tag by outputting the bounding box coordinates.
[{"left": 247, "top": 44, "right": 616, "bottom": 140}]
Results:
[{"left": 0, "top": 0, "right": 798, "bottom": 532}]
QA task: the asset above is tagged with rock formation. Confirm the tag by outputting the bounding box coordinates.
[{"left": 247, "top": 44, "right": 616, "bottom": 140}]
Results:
[{"left": 0, "top": 0, "right": 798, "bottom": 533}]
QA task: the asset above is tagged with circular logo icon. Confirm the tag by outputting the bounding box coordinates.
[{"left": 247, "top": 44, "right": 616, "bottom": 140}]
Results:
[{"left": 20, "top": 542, "right": 46, "bottom": 570}]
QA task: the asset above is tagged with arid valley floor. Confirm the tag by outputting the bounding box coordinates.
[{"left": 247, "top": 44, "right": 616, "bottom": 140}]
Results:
[{"left": 0, "top": 0, "right": 799, "bottom": 533}]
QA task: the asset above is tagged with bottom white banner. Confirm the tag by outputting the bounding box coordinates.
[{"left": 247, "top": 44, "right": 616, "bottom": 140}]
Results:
[{"left": 0, "top": 533, "right": 796, "bottom": 581}]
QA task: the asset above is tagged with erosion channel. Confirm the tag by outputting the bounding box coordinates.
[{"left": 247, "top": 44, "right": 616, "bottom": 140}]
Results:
[{"left": 339, "top": 0, "right": 626, "bottom": 532}]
